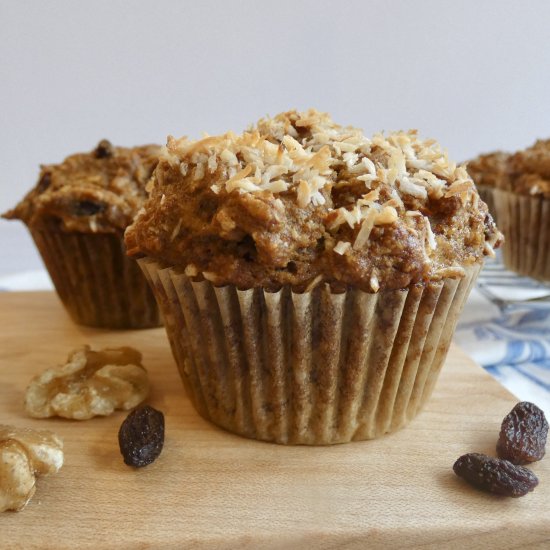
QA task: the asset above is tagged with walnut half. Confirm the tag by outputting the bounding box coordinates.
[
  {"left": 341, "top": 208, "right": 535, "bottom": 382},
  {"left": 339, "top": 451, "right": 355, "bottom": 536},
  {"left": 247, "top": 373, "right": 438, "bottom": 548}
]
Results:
[
  {"left": 25, "top": 346, "right": 150, "bottom": 420},
  {"left": 0, "top": 425, "right": 63, "bottom": 512}
]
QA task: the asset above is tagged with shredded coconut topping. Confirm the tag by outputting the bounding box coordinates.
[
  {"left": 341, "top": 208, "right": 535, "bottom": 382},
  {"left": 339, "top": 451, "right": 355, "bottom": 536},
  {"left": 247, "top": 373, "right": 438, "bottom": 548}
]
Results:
[
  {"left": 126, "top": 108, "right": 502, "bottom": 293},
  {"left": 159, "top": 109, "right": 478, "bottom": 221},
  {"left": 334, "top": 240, "right": 351, "bottom": 255}
]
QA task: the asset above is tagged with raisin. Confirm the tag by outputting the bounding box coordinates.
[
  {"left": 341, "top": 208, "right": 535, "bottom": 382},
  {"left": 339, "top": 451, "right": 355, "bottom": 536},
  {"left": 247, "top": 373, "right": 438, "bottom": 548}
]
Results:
[
  {"left": 453, "top": 453, "right": 538, "bottom": 497},
  {"left": 286, "top": 261, "right": 298, "bottom": 274},
  {"left": 95, "top": 139, "right": 114, "bottom": 158},
  {"left": 497, "top": 401, "right": 548, "bottom": 465},
  {"left": 118, "top": 405, "right": 164, "bottom": 468},
  {"left": 37, "top": 172, "right": 52, "bottom": 193},
  {"left": 72, "top": 200, "right": 105, "bottom": 216}
]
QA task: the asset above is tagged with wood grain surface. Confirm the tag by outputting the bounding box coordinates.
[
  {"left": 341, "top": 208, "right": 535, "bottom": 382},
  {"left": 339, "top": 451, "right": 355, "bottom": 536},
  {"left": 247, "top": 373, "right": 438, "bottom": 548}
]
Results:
[{"left": 0, "top": 292, "right": 549, "bottom": 549}]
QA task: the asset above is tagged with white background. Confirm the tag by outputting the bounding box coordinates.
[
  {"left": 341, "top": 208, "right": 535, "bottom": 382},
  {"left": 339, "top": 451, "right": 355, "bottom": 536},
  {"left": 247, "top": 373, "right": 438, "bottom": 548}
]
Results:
[{"left": 2, "top": 0, "right": 550, "bottom": 277}]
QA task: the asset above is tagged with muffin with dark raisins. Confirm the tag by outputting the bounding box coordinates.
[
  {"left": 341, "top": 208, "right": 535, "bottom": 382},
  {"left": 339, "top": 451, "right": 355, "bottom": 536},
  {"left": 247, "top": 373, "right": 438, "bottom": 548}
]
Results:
[{"left": 4, "top": 140, "right": 162, "bottom": 328}]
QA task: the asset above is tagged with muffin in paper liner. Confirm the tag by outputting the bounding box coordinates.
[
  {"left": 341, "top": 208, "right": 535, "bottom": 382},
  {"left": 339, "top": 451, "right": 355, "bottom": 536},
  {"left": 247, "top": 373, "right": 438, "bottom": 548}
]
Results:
[
  {"left": 31, "top": 229, "right": 161, "bottom": 329},
  {"left": 3, "top": 140, "right": 162, "bottom": 329},
  {"left": 494, "top": 189, "right": 550, "bottom": 282},
  {"left": 139, "top": 258, "right": 480, "bottom": 445}
]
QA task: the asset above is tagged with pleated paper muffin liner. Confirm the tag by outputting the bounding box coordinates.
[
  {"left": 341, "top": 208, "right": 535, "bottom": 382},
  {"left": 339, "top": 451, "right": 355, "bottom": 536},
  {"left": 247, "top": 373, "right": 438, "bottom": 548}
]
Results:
[
  {"left": 140, "top": 259, "right": 480, "bottom": 445},
  {"left": 494, "top": 189, "right": 550, "bottom": 282},
  {"left": 477, "top": 184, "right": 497, "bottom": 222},
  {"left": 30, "top": 229, "right": 161, "bottom": 329}
]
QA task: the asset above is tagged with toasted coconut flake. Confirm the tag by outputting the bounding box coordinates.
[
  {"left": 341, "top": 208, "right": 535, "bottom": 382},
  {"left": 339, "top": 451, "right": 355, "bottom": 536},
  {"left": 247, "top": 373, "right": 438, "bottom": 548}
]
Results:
[
  {"left": 353, "top": 208, "right": 377, "bottom": 250},
  {"left": 357, "top": 173, "right": 378, "bottom": 184},
  {"left": 327, "top": 209, "right": 345, "bottom": 230},
  {"left": 381, "top": 198, "right": 401, "bottom": 209},
  {"left": 444, "top": 180, "right": 472, "bottom": 198},
  {"left": 226, "top": 165, "right": 252, "bottom": 186},
  {"left": 362, "top": 157, "right": 377, "bottom": 175},
  {"left": 311, "top": 191, "right": 326, "bottom": 206},
  {"left": 296, "top": 180, "right": 312, "bottom": 208},
  {"left": 184, "top": 264, "right": 198, "bottom": 277},
  {"left": 304, "top": 274, "right": 324, "bottom": 293},
  {"left": 261, "top": 165, "right": 288, "bottom": 185},
  {"left": 306, "top": 145, "right": 332, "bottom": 171},
  {"left": 179, "top": 163, "right": 189, "bottom": 177},
  {"left": 333, "top": 241, "right": 351, "bottom": 255},
  {"left": 388, "top": 148, "right": 407, "bottom": 175},
  {"left": 264, "top": 179, "right": 289, "bottom": 193},
  {"left": 227, "top": 178, "right": 262, "bottom": 193},
  {"left": 273, "top": 198, "right": 285, "bottom": 212},
  {"left": 369, "top": 274, "right": 380, "bottom": 292},
  {"left": 335, "top": 141, "right": 359, "bottom": 153},
  {"left": 374, "top": 206, "right": 398, "bottom": 225},
  {"left": 343, "top": 152, "right": 359, "bottom": 168},
  {"left": 342, "top": 205, "right": 361, "bottom": 228},
  {"left": 424, "top": 217, "right": 437, "bottom": 250},
  {"left": 207, "top": 155, "right": 218, "bottom": 173},
  {"left": 361, "top": 188, "right": 380, "bottom": 203},
  {"left": 170, "top": 219, "right": 182, "bottom": 241},
  {"left": 159, "top": 145, "right": 181, "bottom": 168},
  {"left": 399, "top": 177, "right": 428, "bottom": 199},
  {"left": 193, "top": 162, "right": 205, "bottom": 181},
  {"left": 220, "top": 148, "right": 239, "bottom": 166}
]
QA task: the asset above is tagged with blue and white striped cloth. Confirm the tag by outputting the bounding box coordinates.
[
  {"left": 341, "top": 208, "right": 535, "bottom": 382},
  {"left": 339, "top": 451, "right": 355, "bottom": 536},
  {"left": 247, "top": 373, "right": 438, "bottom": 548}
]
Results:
[
  {"left": 455, "top": 254, "right": 550, "bottom": 417},
  {"left": 2, "top": 257, "right": 549, "bottom": 417}
]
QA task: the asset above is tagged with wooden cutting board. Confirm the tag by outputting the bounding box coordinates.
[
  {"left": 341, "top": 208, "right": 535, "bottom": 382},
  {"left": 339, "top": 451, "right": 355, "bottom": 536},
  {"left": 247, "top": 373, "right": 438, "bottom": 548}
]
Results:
[{"left": 1, "top": 292, "right": 549, "bottom": 549}]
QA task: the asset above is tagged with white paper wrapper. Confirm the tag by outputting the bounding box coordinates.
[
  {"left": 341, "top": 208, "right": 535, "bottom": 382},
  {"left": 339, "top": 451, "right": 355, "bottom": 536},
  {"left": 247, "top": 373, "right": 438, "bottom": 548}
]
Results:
[
  {"left": 494, "top": 189, "right": 550, "bottom": 282},
  {"left": 140, "top": 259, "right": 480, "bottom": 445},
  {"left": 477, "top": 184, "right": 497, "bottom": 222},
  {"left": 30, "top": 229, "right": 161, "bottom": 329}
]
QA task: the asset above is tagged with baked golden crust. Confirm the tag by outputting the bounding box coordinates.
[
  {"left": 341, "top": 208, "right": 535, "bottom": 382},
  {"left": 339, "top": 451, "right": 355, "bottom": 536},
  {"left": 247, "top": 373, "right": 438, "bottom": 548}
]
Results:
[
  {"left": 508, "top": 139, "right": 550, "bottom": 197},
  {"left": 4, "top": 140, "right": 160, "bottom": 233},
  {"left": 467, "top": 151, "right": 510, "bottom": 189},
  {"left": 125, "top": 109, "right": 502, "bottom": 292},
  {"left": 468, "top": 140, "right": 550, "bottom": 198}
]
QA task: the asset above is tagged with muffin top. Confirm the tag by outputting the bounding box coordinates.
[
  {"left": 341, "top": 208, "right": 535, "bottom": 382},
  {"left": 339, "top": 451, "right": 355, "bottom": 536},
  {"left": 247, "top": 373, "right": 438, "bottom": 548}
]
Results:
[
  {"left": 125, "top": 109, "right": 502, "bottom": 292},
  {"left": 4, "top": 140, "right": 160, "bottom": 233},
  {"left": 508, "top": 139, "right": 550, "bottom": 197},
  {"left": 467, "top": 151, "right": 510, "bottom": 189},
  {"left": 468, "top": 140, "right": 550, "bottom": 198}
]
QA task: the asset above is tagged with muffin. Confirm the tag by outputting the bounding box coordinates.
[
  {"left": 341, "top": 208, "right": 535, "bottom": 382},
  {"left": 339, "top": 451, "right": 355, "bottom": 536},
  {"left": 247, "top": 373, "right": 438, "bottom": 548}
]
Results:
[
  {"left": 493, "top": 139, "right": 550, "bottom": 281},
  {"left": 4, "top": 140, "right": 163, "bottom": 328},
  {"left": 467, "top": 151, "right": 509, "bottom": 221},
  {"left": 125, "top": 109, "right": 502, "bottom": 444}
]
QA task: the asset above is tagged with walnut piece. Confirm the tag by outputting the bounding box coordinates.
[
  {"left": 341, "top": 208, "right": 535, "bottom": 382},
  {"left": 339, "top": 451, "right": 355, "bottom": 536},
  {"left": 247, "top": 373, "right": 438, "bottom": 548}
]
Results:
[
  {"left": 25, "top": 346, "right": 150, "bottom": 420},
  {"left": 0, "top": 425, "right": 63, "bottom": 512}
]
